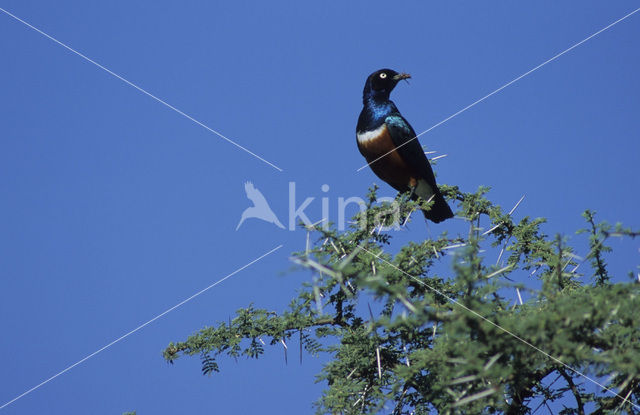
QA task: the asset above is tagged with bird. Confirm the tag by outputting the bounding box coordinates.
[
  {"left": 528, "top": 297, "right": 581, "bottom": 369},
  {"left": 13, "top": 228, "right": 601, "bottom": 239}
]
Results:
[
  {"left": 356, "top": 69, "right": 454, "bottom": 223},
  {"left": 236, "top": 181, "right": 285, "bottom": 230}
]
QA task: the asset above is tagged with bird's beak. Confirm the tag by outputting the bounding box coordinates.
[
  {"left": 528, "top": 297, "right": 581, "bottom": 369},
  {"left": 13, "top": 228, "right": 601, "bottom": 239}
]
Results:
[{"left": 393, "top": 73, "right": 411, "bottom": 81}]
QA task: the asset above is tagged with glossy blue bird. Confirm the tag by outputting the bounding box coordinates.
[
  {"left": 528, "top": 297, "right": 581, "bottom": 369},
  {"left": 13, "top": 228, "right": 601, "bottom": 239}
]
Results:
[{"left": 356, "top": 69, "right": 454, "bottom": 223}]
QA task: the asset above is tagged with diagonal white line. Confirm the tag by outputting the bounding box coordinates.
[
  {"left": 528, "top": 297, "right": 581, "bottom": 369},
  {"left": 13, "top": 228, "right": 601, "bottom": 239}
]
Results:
[
  {"left": 0, "top": 6, "right": 283, "bottom": 172},
  {"left": 359, "top": 245, "right": 640, "bottom": 410},
  {"left": 356, "top": 6, "right": 640, "bottom": 172},
  {"left": 0, "top": 244, "right": 283, "bottom": 411}
]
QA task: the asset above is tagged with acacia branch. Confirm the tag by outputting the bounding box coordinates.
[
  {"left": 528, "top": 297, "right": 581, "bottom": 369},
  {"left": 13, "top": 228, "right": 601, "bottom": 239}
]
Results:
[{"left": 558, "top": 368, "right": 585, "bottom": 415}]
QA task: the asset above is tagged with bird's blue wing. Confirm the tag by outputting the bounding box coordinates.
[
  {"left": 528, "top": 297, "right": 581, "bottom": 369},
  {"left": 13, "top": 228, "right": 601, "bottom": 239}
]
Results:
[{"left": 384, "top": 115, "right": 437, "bottom": 186}]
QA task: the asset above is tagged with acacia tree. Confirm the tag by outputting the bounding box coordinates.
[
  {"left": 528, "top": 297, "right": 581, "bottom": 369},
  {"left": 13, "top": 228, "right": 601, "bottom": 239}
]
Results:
[{"left": 163, "top": 185, "right": 639, "bottom": 414}]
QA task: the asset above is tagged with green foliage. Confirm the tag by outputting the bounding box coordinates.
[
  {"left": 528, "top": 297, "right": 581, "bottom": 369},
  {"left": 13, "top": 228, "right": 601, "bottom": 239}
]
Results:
[{"left": 164, "top": 186, "right": 640, "bottom": 414}]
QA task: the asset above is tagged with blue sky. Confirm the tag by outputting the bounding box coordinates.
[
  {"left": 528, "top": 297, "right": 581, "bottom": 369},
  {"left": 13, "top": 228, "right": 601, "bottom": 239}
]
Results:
[{"left": 1, "top": 1, "right": 639, "bottom": 413}]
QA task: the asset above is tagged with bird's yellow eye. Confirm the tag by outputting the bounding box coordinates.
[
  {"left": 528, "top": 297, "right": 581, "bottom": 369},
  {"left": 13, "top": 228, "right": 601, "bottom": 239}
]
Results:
[{"left": 379, "top": 73, "right": 387, "bottom": 79}]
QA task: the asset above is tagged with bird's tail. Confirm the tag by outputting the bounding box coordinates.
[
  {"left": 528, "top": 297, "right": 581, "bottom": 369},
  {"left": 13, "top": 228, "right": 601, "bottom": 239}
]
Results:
[{"left": 421, "top": 191, "right": 454, "bottom": 223}]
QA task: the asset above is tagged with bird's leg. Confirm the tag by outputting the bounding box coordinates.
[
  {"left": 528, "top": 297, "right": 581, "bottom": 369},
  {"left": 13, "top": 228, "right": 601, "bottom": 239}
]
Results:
[{"left": 407, "top": 185, "right": 417, "bottom": 200}]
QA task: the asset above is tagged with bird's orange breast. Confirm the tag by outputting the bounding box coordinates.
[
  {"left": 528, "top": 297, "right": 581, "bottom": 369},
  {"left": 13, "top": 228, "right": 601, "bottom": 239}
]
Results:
[{"left": 357, "top": 124, "right": 417, "bottom": 191}]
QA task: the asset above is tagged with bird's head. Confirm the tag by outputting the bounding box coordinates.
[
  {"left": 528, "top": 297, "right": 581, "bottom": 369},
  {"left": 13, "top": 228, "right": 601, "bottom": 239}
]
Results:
[{"left": 362, "top": 69, "right": 411, "bottom": 103}]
